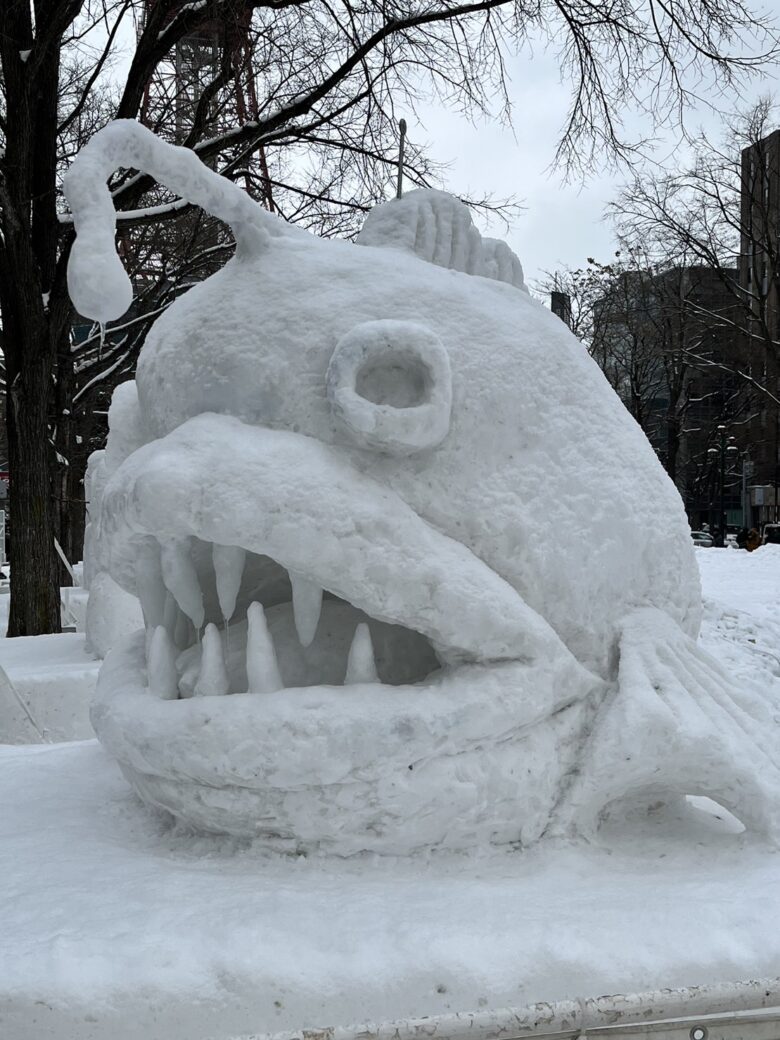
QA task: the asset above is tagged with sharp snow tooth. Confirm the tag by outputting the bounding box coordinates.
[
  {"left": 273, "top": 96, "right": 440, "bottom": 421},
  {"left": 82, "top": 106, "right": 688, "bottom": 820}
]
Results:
[
  {"left": 147, "top": 625, "right": 178, "bottom": 700},
  {"left": 290, "top": 572, "right": 323, "bottom": 647},
  {"left": 344, "top": 623, "right": 379, "bottom": 685},
  {"left": 212, "top": 544, "right": 245, "bottom": 622},
  {"left": 193, "top": 623, "right": 230, "bottom": 697},
  {"left": 135, "top": 539, "right": 166, "bottom": 629},
  {"left": 246, "top": 602, "right": 283, "bottom": 694},
  {"left": 160, "top": 537, "right": 205, "bottom": 630}
]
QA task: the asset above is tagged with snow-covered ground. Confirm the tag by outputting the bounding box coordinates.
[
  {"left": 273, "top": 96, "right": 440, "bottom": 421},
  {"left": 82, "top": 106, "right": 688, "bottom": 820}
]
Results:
[
  {"left": 0, "top": 613, "right": 99, "bottom": 742},
  {"left": 697, "top": 545, "right": 780, "bottom": 691},
  {"left": 1, "top": 547, "right": 779, "bottom": 1040}
]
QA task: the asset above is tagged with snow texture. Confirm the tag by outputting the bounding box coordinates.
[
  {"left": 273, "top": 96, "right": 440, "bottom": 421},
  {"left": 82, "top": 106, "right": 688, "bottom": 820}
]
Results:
[
  {"left": 82, "top": 384, "right": 146, "bottom": 658},
  {"left": 326, "top": 319, "right": 453, "bottom": 454},
  {"left": 62, "top": 120, "right": 281, "bottom": 323},
  {"left": 84, "top": 571, "right": 143, "bottom": 659},
  {"left": 0, "top": 634, "right": 99, "bottom": 743},
  {"left": 63, "top": 121, "right": 780, "bottom": 854},
  {"left": 356, "top": 189, "right": 527, "bottom": 292},
  {"left": 2, "top": 544, "right": 780, "bottom": 1037}
]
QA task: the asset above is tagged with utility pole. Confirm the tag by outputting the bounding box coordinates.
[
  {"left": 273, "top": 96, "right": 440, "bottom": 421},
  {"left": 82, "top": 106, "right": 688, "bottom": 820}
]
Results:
[
  {"left": 396, "top": 119, "right": 407, "bottom": 199},
  {"left": 741, "top": 453, "right": 753, "bottom": 529}
]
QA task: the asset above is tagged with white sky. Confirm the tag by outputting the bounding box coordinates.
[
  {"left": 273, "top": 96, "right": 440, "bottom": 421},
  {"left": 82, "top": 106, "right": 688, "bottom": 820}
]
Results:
[{"left": 414, "top": 45, "right": 777, "bottom": 286}]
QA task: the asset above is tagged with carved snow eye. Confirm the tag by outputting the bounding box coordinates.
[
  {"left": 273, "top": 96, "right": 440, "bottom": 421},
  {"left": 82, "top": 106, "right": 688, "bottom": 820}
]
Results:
[{"left": 326, "top": 320, "right": 452, "bottom": 455}]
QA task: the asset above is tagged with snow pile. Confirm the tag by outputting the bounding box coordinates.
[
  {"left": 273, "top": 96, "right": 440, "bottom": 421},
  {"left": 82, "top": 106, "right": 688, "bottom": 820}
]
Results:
[{"left": 60, "top": 122, "right": 779, "bottom": 855}]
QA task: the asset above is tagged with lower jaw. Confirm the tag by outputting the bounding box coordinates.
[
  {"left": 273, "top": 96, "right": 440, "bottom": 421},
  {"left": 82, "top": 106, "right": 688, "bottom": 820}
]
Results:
[{"left": 92, "top": 631, "right": 602, "bottom": 855}]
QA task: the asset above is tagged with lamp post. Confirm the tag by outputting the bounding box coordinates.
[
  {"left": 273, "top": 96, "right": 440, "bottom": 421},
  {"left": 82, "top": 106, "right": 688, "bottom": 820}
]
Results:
[
  {"left": 741, "top": 452, "right": 753, "bottom": 531},
  {"left": 707, "top": 425, "right": 739, "bottom": 546}
]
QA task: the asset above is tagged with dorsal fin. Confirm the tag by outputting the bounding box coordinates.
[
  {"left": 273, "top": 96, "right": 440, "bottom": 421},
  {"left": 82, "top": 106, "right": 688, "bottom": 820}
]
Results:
[{"left": 356, "top": 189, "right": 527, "bottom": 292}]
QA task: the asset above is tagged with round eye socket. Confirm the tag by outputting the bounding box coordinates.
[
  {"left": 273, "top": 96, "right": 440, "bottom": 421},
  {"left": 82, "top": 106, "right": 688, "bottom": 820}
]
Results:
[{"left": 326, "top": 320, "right": 452, "bottom": 455}]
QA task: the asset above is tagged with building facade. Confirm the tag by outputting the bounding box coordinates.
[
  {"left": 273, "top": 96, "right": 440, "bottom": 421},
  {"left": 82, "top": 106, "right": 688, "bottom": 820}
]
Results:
[{"left": 739, "top": 130, "right": 780, "bottom": 526}]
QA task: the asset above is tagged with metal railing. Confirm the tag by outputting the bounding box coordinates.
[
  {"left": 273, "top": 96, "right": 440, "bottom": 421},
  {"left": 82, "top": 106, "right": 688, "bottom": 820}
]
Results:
[{"left": 220, "top": 978, "right": 780, "bottom": 1040}]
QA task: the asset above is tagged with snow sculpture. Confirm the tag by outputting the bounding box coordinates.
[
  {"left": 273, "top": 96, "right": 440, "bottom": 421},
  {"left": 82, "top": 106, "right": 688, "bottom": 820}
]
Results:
[
  {"left": 64, "top": 121, "right": 780, "bottom": 854},
  {"left": 82, "top": 386, "right": 144, "bottom": 658}
]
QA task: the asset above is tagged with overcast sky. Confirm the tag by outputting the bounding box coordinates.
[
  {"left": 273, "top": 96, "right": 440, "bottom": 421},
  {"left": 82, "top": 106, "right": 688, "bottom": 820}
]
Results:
[{"left": 413, "top": 45, "right": 776, "bottom": 288}]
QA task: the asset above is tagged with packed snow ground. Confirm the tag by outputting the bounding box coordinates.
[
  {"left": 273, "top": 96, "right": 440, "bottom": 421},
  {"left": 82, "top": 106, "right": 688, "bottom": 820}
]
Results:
[{"left": 1, "top": 547, "right": 779, "bottom": 1040}]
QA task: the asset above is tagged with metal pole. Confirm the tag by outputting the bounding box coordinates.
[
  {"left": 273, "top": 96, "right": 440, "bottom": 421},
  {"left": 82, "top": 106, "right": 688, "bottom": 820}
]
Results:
[
  {"left": 54, "top": 537, "right": 76, "bottom": 584},
  {"left": 225, "top": 976, "right": 780, "bottom": 1040},
  {"left": 396, "top": 118, "right": 407, "bottom": 199},
  {"left": 719, "top": 427, "right": 726, "bottom": 544},
  {"left": 742, "top": 454, "right": 753, "bottom": 529}
]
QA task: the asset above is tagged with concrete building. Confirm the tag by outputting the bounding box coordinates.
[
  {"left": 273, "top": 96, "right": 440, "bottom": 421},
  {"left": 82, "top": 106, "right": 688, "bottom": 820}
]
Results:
[
  {"left": 591, "top": 264, "right": 748, "bottom": 528},
  {"left": 739, "top": 130, "right": 780, "bottom": 526}
]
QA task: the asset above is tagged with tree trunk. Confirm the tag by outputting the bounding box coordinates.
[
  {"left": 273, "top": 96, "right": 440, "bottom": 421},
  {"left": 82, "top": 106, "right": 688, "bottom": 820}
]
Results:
[
  {"left": 0, "top": 4, "right": 71, "bottom": 633},
  {"left": 6, "top": 356, "right": 61, "bottom": 636},
  {"left": 665, "top": 412, "right": 680, "bottom": 485}
]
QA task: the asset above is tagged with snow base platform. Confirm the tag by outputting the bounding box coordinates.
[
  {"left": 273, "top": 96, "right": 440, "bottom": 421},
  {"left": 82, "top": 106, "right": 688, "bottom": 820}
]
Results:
[
  {"left": 0, "top": 634, "right": 99, "bottom": 743},
  {"left": 1, "top": 740, "right": 779, "bottom": 1040}
]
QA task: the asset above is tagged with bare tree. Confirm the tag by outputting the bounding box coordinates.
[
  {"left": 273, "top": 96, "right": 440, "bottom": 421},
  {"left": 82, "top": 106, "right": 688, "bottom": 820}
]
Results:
[
  {"left": 1, "top": 0, "right": 778, "bottom": 634},
  {"left": 609, "top": 98, "right": 780, "bottom": 512}
]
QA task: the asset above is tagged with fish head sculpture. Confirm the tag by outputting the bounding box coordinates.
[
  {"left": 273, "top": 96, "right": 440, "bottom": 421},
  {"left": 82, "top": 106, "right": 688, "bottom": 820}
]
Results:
[{"left": 69, "top": 122, "right": 780, "bottom": 855}]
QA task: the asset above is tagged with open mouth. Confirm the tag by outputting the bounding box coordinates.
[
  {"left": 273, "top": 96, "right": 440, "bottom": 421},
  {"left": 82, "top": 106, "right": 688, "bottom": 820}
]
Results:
[
  {"left": 139, "top": 537, "right": 443, "bottom": 700},
  {"left": 91, "top": 412, "right": 600, "bottom": 850},
  {"left": 101, "top": 412, "right": 577, "bottom": 682}
]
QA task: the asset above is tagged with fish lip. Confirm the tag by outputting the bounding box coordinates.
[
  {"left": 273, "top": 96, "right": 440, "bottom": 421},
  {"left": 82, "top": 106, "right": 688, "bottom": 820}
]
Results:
[
  {"left": 99, "top": 412, "right": 578, "bottom": 666},
  {"left": 92, "top": 630, "right": 600, "bottom": 851},
  {"left": 97, "top": 632, "right": 584, "bottom": 782}
]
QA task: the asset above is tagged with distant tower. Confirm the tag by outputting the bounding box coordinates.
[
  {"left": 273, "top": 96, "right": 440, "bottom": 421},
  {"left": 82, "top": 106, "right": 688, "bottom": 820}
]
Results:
[
  {"left": 137, "top": 1, "right": 274, "bottom": 210},
  {"left": 550, "top": 290, "right": 572, "bottom": 328}
]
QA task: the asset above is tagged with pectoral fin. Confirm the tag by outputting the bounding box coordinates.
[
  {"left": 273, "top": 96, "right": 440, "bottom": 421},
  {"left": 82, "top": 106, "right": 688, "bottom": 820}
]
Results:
[{"left": 554, "top": 607, "right": 780, "bottom": 841}]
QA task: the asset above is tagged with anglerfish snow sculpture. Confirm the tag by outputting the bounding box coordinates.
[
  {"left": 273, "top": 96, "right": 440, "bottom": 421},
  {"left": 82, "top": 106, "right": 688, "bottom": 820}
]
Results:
[{"left": 67, "top": 122, "right": 780, "bottom": 855}]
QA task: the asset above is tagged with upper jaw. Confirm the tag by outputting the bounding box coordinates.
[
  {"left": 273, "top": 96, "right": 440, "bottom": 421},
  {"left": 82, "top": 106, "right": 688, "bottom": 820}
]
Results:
[
  {"left": 91, "top": 412, "right": 603, "bottom": 851},
  {"left": 99, "top": 412, "right": 579, "bottom": 688}
]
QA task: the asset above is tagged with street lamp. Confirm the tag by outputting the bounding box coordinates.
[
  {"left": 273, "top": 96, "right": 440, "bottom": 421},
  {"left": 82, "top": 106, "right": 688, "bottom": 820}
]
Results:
[{"left": 707, "top": 425, "right": 739, "bottom": 546}]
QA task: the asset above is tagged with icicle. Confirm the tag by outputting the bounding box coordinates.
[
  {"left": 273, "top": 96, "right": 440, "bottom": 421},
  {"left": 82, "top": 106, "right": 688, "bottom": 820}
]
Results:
[
  {"left": 193, "top": 623, "right": 230, "bottom": 697},
  {"left": 290, "top": 572, "right": 323, "bottom": 647},
  {"left": 98, "top": 321, "right": 106, "bottom": 359},
  {"left": 212, "top": 544, "right": 245, "bottom": 623},
  {"left": 344, "top": 623, "right": 379, "bottom": 685},
  {"left": 160, "top": 537, "right": 205, "bottom": 630},
  {"left": 246, "top": 602, "right": 283, "bottom": 694},
  {"left": 147, "top": 626, "right": 179, "bottom": 700}
]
